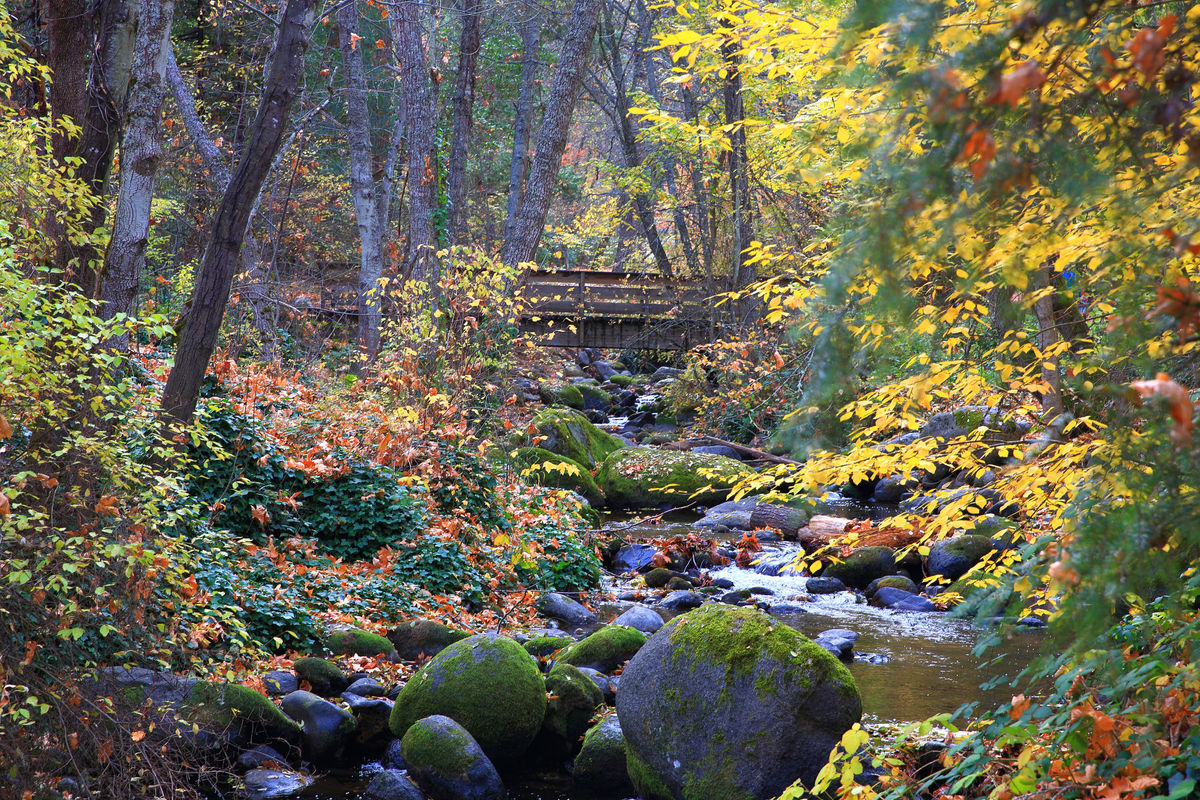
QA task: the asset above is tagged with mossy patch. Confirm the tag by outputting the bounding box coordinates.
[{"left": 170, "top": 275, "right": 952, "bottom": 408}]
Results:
[
  {"left": 627, "top": 748, "right": 673, "bottom": 800},
  {"left": 538, "top": 381, "right": 586, "bottom": 410},
  {"left": 323, "top": 628, "right": 393, "bottom": 657},
  {"left": 512, "top": 447, "right": 604, "bottom": 505},
  {"left": 610, "top": 374, "right": 635, "bottom": 388},
  {"left": 644, "top": 568, "right": 674, "bottom": 588},
  {"left": 401, "top": 715, "right": 475, "bottom": 777},
  {"left": 184, "top": 681, "right": 299, "bottom": 741},
  {"left": 388, "top": 633, "right": 546, "bottom": 762},
  {"left": 527, "top": 407, "right": 624, "bottom": 469},
  {"left": 293, "top": 657, "right": 345, "bottom": 694},
  {"left": 595, "top": 448, "right": 750, "bottom": 509},
  {"left": 578, "top": 383, "right": 611, "bottom": 407},
  {"left": 523, "top": 636, "right": 574, "bottom": 657},
  {"left": 559, "top": 625, "right": 647, "bottom": 672},
  {"left": 543, "top": 663, "right": 603, "bottom": 743}
]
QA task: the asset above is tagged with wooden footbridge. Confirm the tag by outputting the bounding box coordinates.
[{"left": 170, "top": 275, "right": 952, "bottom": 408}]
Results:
[{"left": 306, "top": 262, "right": 720, "bottom": 351}]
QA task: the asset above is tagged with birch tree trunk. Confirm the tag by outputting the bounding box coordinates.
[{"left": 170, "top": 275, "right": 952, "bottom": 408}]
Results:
[
  {"left": 391, "top": 0, "right": 438, "bottom": 285},
  {"left": 502, "top": 12, "right": 541, "bottom": 248},
  {"left": 500, "top": 0, "right": 602, "bottom": 266},
  {"left": 161, "top": 0, "right": 314, "bottom": 426},
  {"left": 100, "top": 0, "right": 177, "bottom": 350},
  {"left": 446, "top": 0, "right": 481, "bottom": 246},
  {"left": 722, "top": 40, "right": 753, "bottom": 291},
  {"left": 338, "top": 0, "right": 385, "bottom": 361}
]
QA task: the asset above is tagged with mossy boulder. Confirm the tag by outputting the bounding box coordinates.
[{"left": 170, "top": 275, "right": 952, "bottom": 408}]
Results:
[
  {"left": 821, "top": 546, "right": 897, "bottom": 590},
  {"left": 578, "top": 383, "right": 612, "bottom": 410},
  {"left": 389, "top": 633, "right": 546, "bottom": 762},
  {"left": 543, "top": 663, "right": 604, "bottom": 746},
  {"left": 528, "top": 407, "right": 624, "bottom": 469},
  {"left": 184, "top": 681, "right": 300, "bottom": 749},
  {"left": 538, "top": 381, "right": 586, "bottom": 410},
  {"left": 610, "top": 374, "right": 635, "bottom": 388},
  {"left": 387, "top": 619, "right": 471, "bottom": 661},
  {"left": 293, "top": 657, "right": 347, "bottom": 696},
  {"left": 616, "top": 605, "right": 862, "bottom": 800},
  {"left": 401, "top": 714, "right": 504, "bottom": 800},
  {"left": 574, "top": 715, "right": 634, "bottom": 794},
  {"left": 559, "top": 625, "right": 647, "bottom": 673},
  {"left": 644, "top": 568, "right": 674, "bottom": 588},
  {"left": 513, "top": 447, "right": 604, "bottom": 505},
  {"left": 596, "top": 448, "right": 751, "bottom": 509},
  {"left": 523, "top": 636, "right": 574, "bottom": 658},
  {"left": 927, "top": 535, "right": 996, "bottom": 581},
  {"left": 324, "top": 628, "right": 394, "bottom": 658}
]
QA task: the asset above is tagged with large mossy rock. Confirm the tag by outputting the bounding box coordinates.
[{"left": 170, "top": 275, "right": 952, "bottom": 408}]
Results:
[
  {"left": 528, "top": 407, "right": 624, "bottom": 469},
  {"left": 543, "top": 663, "right": 604, "bottom": 746},
  {"left": 821, "top": 546, "right": 897, "bottom": 590},
  {"left": 538, "top": 381, "right": 586, "bottom": 410},
  {"left": 324, "top": 627, "right": 394, "bottom": 657},
  {"left": 388, "top": 633, "right": 546, "bottom": 762},
  {"left": 513, "top": 447, "right": 604, "bottom": 505},
  {"left": 926, "top": 535, "right": 996, "bottom": 581},
  {"left": 574, "top": 715, "right": 633, "bottom": 794},
  {"left": 401, "top": 715, "right": 504, "bottom": 800},
  {"left": 595, "top": 448, "right": 751, "bottom": 509},
  {"left": 293, "top": 657, "right": 347, "bottom": 696},
  {"left": 184, "top": 682, "right": 300, "bottom": 749},
  {"left": 387, "top": 619, "right": 471, "bottom": 661},
  {"left": 616, "top": 605, "right": 862, "bottom": 800},
  {"left": 558, "top": 625, "right": 647, "bottom": 673}
]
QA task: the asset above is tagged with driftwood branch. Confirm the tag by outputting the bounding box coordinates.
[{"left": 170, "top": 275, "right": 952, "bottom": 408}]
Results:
[{"left": 660, "top": 435, "right": 799, "bottom": 465}]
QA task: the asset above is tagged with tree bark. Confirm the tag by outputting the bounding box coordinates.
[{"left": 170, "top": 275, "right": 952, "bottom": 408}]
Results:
[
  {"left": 165, "top": 48, "right": 278, "bottom": 353},
  {"left": 722, "top": 40, "right": 752, "bottom": 290},
  {"left": 391, "top": 0, "right": 438, "bottom": 284},
  {"left": 500, "top": 0, "right": 602, "bottom": 266},
  {"left": 338, "top": 0, "right": 385, "bottom": 360},
  {"left": 100, "top": 0, "right": 176, "bottom": 350},
  {"left": 599, "top": 1, "right": 672, "bottom": 275},
  {"left": 502, "top": 11, "right": 541, "bottom": 248},
  {"left": 446, "top": 0, "right": 481, "bottom": 246},
  {"left": 161, "top": 0, "right": 314, "bottom": 426}
]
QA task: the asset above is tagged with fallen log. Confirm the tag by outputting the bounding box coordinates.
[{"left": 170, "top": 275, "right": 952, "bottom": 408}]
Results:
[{"left": 661, "top": 435, "right": 799, "bottom": 465}]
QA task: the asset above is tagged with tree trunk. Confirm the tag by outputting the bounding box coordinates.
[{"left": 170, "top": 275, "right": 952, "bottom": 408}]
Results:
[
  {"left": 100, "top": 0, "right": 176, "bottom": 350},
  {"left": 600, "top": 2, "right": 671, "bottom": 275},
  {"left": 391, "top": 0, "right": 438, "bottom": 284},
  {"left": 500, "top": 0, "right": 602, "bottom": 266},
  {"left": 446, "top": 0, "right": 481, "bottom": 246},
  {"left": 722, "top": 40, "right": 752, "bottom": 291},
  {"left": 502, "top": 12, "right": 541, "bottom": 248},
  {"left": 338, "top": 0, "right": 385, "bottom": 361},
  {"left": 161, "top": 0, "right": 314, "bottom": 426},
  {"left": 165, "top": 48, "right": 278, "bottom": 353},
  {"left": 1032, "top": 265, "right": 1064, "bottom": 418}
]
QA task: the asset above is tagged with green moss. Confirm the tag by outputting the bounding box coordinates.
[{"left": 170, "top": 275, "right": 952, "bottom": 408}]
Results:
[
  {"left": 666, "top": 605, "right": 851, "bottom": 694},
  {"left": 513, "top": 447, "right": 604, "bottom": 504},
  {"left": 610, "top": 374, "right": 634, "bottom": 388},
  {"left": 539, "top": 381, "right": 586, "bottom": 410},
  {"left": 388, "top": 633, "right": 546, "bottom": 762},
  {"left": 324, "top": 628, "right": 393, "bottom": 657},
  {"left": 523, "top": 636, "right": 574, "bottom": 657},
  {"left": 644, "top": 568, "right": 674, "bottom": 588},
  {"left": 543, "top": 663, "right": 603, "bottom": 742},
  {"left": 595, "top": 448, "right": 750, "bottom": 509},
  {"left": 294, "top": 657, "right": 344, "bottom": 691},
  {"left": 401, "top": 716, "right": 474, "bottom": 776},
  {"left": 185, "top": 681, "right": 299, "bottom": 738},
  {"left": 559, "top": 625, "right": 647, "bottom": 672},
  {"left": 578, "top": 383, "right": 611, "bottom": 406},
  {"left": 666, "top": 576, "right": 694, "bottom": 590},
  {"left": 528, "top": 407, "right": 624, "bottom": 469},
  {"left": 682, "top": 751, "right": 753, "bottom": 800},
  {"left": 627, "top": 748, "right": 674, "bottom": 800}
]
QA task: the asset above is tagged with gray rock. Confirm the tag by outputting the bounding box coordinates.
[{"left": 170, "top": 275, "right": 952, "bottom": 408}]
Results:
[
  {"left": 658, "top": 590, "right": 705, "bottom": 611},
  {"left": 263, "top": 671, "right": 298, "bottom": 697},
  {"left": 89, "top": 666, "right": 197, "bottom": 707},
  {"left": 871, "top": 586, "right": 919, "bottom": 608},
  {"left": 866, "top": 575, "right": 921, "bottom": 596},
  {"left": 813, "top": 629, "right": 858, "bottom": 661},
  {"left": 573, "top": 715, "right": 633, "bottom": 794},
  {"left": 591, "top": 361, "right": 617, "bottom": 380},
  {"left": 872, "top": 474, "right": 918, "bottom": 504},
  {"left": 612, "top": 605, "right": 665, "bottom": 634},
  {"left": 806, "top": 577, "right": 846, "bottom": 594},
  {"left": 343, "top": 692, "right": 393, "bottom": 746},
  {"left": 387, "top": 620, "right": 472, "bottom": 662},
  {"left": 692, "top": 444, "right": 742, "bottom": 459},
  {"left": 243, "top": 769, "right": 314, "bottom": 799},
  {"left": 822, "top": 547, "right": 897, "bottom": 589},
  {"left": 695, "top": 510, "right": 754, "bottom": 530},
  {"left": 364, "top": 769, "right": 426, "bottom": 800},
  {"left": 382, "top": 738, "right": 407, "bottom": 770},
  {"left": 891, "top": 595, "right": 938, "bottom": 612},
  {"left": 611, "top": 543, "right": 657, "bottom": 574},
  {"left": 768, "top": 602, "right": 807, "bottom": 615},
  {"left": 346, "top": 677, "right": 386, "bottom": 697},
  {"left": 279, "top": 690, "right": 357, "bottom": 764},
  {"left": 537, "top": 592, "right": 598, "bottom": 626},
  {"left": 401, "top": 715, "right": 504, "bottom": 800},
  {"left": 650, "top": 366, "right": 682, "bottom": 382},
  {"left": 618, "top": 605, "right": 862, "bottom": 800},
  {"left": 927, "top": 535, "right": 997, "bottom": 581},
  {"left": 237, "top": 744, "right": 290, "bottom": 771}
]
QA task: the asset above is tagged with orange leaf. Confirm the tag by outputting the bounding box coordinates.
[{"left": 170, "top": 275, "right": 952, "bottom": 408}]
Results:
[
  {"left": 349, "top": 32, "right": 362, "bottom": 50},
  {"left": 251, "top": 505, "right": 271, "bottom": 526},
  {"left": 1131, "top": 372, "right": 1195, "bottom": 442},
  {"left": 131, "top": 730, "right": 146, "bottom": 742},
  {"left": 0, "top": 494, "right": 9, "bottom": 518},
  {"left": 0, "top": 412, "right": 11, "bottom": 438},
  {"left": 985, "top": 60, "right": 1046, "bottom": 109}
]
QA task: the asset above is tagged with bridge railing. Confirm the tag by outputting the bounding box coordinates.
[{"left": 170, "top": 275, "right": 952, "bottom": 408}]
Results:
[{"left": 519, "top": 268, "right": 710, "bottom": 321}]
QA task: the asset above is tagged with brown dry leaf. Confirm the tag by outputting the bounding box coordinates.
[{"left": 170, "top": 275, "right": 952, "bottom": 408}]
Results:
[
  {"left": 0, "top": 413, "right": 12, "bottom": 439},
  {"left": 985, "top": 60, "right": 1046, "bottom": 108},
  {"left": 1131, "top": 372, "right": 1195, "bottom": 442}
]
